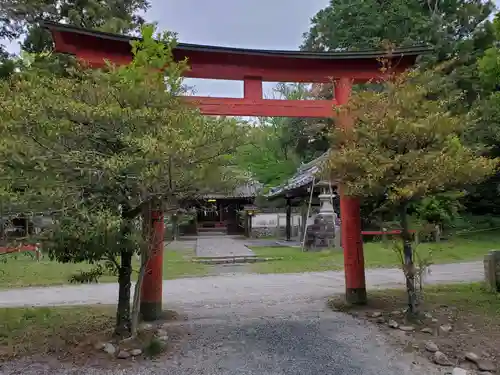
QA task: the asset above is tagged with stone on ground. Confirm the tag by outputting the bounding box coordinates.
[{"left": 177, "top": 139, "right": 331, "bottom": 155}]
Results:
[
  {"left": 433, "top": 351, "right": 452, "bottom": 366},
  {"left": 117, "top": 350, "right": 131, "bottom": 359},
  {"left": 440, "top": 324, "right": 453, "bottom": 333},
  {"left": 425, "top": 341, "right": 439, "bottom": 353},
  {"left": 465, "top": 352, "right": 480, "bottom": 363},
  {"left": 156, "top": 329, "right": 168, "bottom": 337},
  {"left": 451, "top": 368, "right": 467, "bottom": 375},
  {"left": 476, "top": 360, "right": 496, "bottom": 372},
  {"left": 130, "top": 348, "right": 142, "bottom": 356},
  {"left": 139, "top": 322, "right": 153, "bottom": 331},
  {"left": 388, "top": 320, "right": 399, "bottom": 329},
  {"left": 102, "top": 343, "right": 116, "bottom": 355},
  {"left": 399, "top": 325, "right": 415, "bottom": 332}
]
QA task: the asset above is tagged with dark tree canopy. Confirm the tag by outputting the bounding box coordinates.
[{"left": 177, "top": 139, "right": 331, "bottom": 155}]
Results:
[
  {"left": 1, "top": 0, "right": 150, "bottom": 54},
  {"left": 302, "top": 0, "right": 494, "bottom": 54}
]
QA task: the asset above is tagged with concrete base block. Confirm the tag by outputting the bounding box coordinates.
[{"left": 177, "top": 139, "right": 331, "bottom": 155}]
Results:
[{"left": 484, "top": 250, "right": 500, "bottom": 292}]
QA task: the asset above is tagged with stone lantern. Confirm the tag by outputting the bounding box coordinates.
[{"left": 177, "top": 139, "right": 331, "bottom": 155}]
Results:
[
  {"left": 304, "top": 181, "right": 339, "bottom": 250},
  {"left": 242, "top": 204, "right": 259, "bottom": 238}
]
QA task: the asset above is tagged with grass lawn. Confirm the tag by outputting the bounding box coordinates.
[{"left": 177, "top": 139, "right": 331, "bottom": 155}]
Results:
[
  {"left": 402, "top": 282, "right": 500, "bottom": 316},
  {"left": 0, "top": 305, "right": 115, "bottom": 359},
  {"left": 250, "top": 231, "right": 500, "bottom": 274},
  {"left": 330, "top": 282, "right": 500, "bottom": 317},
  {"left": 0, "top": 249, "right": 210, "bottom": 289}
]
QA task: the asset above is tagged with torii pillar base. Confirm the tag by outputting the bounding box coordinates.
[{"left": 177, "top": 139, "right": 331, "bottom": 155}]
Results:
[
  {"left": 340, "top": 196, "right": 367, "bottom": 305},
  {"left": 140, "top": 210, "right": 164, "bottom": 321}
]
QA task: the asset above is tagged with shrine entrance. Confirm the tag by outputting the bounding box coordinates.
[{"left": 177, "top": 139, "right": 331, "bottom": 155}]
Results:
[
  {"left": 190, "top": 197, "right": 250, "bottom": 235},
  {"left": 43, "top": 21, "right": 428, "bottom": 319}
]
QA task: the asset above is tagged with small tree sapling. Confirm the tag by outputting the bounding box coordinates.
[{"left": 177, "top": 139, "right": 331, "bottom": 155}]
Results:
[{"left": 328, "top": 67, "right": 497, "bottom": 314}]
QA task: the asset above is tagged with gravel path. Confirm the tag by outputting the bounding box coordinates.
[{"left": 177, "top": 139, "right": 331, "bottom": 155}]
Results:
[
  {"left": 0, "top": 261, "right": 483, "bottom": 309},
  {"left": 0, "top": 262, "right": 479, "bottom": 374},
  {"left": 1, "top": 296, "right": 447, "bottom": 375}
]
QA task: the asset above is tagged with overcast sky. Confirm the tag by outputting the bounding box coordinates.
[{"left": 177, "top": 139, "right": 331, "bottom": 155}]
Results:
[
  {"left": 3, "top": 0, "right": 499, "bottom": 97},
  {"left": 2, "top": 0, "right": 329, "bottom": 97},
  {"left": 148, "top": 0, "right": 330, "bottom": 97}
]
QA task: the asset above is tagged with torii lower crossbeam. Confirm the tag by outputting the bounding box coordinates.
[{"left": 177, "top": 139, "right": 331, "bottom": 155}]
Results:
[{"left": 186, "top": 97, "right": 337, "bottom": 118}]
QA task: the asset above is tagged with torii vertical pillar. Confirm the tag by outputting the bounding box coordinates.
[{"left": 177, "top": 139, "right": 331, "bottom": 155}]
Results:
[
  {"left": 335, "top": 77, "right": 367, "bottom": 305},
  {"left": 140, "top": 210, "right": 164, "bottom": 321}
]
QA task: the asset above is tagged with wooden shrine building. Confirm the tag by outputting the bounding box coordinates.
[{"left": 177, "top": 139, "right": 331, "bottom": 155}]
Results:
[
  {"left": 179, "top": 180, "right": 262, "bottom": 236},
  {"left": 267, "top": 151, "right": 338, "bottom": 241}
]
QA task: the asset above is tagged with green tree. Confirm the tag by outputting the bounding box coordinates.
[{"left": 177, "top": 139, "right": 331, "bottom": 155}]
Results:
[
  {"left": 0, "top": 24, "right": 244, "bottom": 336},
  {"left": 302, "top": 0, "right": 498, "bottom": 221},
  {"left": 0, "top": 0, "right": 150, "bottom": 54},
  {"left": 302, "top": 0, "right": 429, "bottom": 51},
  {"left": 463, "top": 13, "right": 500, "bottom": 214},
  {"left": 410, "top": 192, "right": 464, "bottom": 230},
  {"left": 0, "top": 51, "right": 16, "bottom": 79},
  {"left": 0, "top": 1, "right": 23, "bottom": 78},
  {"left": 273, "top": 83, "right": 331, "bottom": 162},
  {"left": 302, "top": 0, "right": 495, "bottom": 109},
  {"left": 233, "top": 122, "right": 299, "bottom": 187},
  {"left": 234, "top": 83, "right": 323, "bottom": 188},
  {"left": 327, "top": 67, "right": 497, "bottom": 313},
  {"left": 302, "top": 0, "right": 493, "bottom": 54}
]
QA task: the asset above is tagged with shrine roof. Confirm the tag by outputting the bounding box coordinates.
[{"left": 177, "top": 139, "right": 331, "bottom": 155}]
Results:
[
  {"left": 202, "top": 180, "right": 264, "bottom": 199},
  {"left": 42, "top": 21, "right": 432, "bottom": 61},
  {"left": 267, "top": 152, "right": 335, "bottom": 199}
]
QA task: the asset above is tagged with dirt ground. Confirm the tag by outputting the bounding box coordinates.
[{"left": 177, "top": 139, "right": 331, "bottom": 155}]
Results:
[
  {"left": 328, "top": 283, "right": 500, "bottom": 374},
  {"left": 0, "top": 305, "right": 186, "bottom": 368}
]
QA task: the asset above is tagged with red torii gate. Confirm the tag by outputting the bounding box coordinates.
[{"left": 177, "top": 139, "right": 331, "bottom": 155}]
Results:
[{"left": 43, "top": 22, "right": 427, "bottom": 319}]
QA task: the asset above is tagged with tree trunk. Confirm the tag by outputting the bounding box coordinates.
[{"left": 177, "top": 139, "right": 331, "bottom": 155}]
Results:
[
  {"left": 115, "top": 249, "right": 133, "bottom": 337},
  {"left": 131, "top": 207, "right": 154, "bottom": 337},
  {"left": 171, "top": 214, "right": 178, "bottom": 241},
  {"left": 399, "top": 201, "right": 417, "bottom": 315},
  {"left": 130, "top": 257, "right": 147, "bottom": 338}
]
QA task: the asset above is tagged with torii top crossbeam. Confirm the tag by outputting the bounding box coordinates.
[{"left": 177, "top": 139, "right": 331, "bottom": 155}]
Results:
[{"left": 43, "top": 22, "right": 431, "bottom": 118}]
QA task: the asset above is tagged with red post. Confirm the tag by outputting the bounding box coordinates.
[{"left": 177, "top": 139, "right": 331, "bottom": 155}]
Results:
[
  {"left": 140, "top": 210, "right": 164, "bottom": 321},
  {"left": 243, "top": 76, "right": 263, "bottom": 100},
  {"left": 335, "top": 77, "right": 367, "bottom": 304}
]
